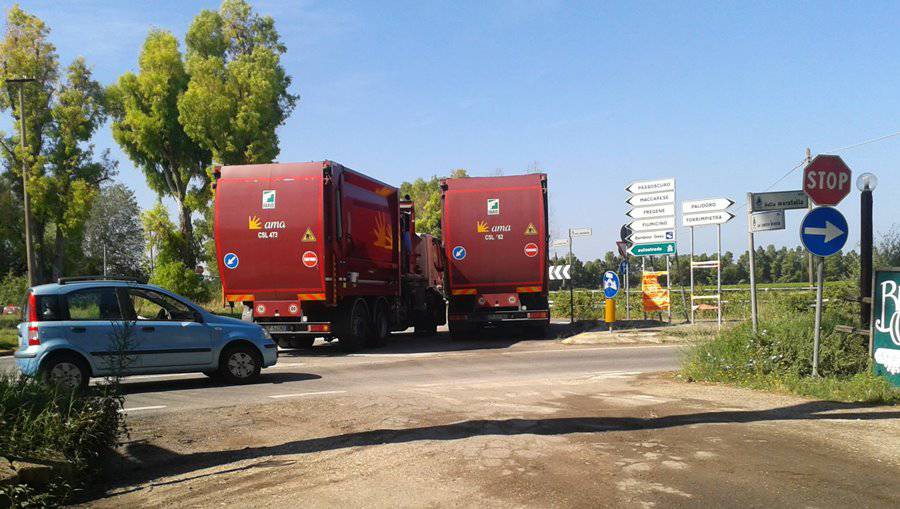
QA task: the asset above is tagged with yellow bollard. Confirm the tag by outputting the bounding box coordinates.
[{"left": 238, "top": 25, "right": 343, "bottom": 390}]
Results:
[{"left": 605, "top": 299, "right": 616, "bottom": 324}]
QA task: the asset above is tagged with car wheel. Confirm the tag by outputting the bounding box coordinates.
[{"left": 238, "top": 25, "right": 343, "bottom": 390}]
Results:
[
  {"left": 337, "top": 299, "right": 368, "bottom": 352},
  {"left": 41, "top": 354, "right": 89, "bottom": 391},
  {"left": 218, "top": 345, "right": 262, "bottom": 384}
]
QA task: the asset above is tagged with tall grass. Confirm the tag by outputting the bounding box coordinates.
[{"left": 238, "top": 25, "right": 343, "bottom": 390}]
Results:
[{"left": 681, "top": 282, "right": 900, "bottom": 403}]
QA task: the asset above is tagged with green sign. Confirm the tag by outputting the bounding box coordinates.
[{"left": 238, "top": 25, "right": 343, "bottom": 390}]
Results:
[
  {"left": 627, "top": 241, "right": 677, "bottom": 257},
  {"left": 872, "top": 268, "right": 900, "bottom": 387}
]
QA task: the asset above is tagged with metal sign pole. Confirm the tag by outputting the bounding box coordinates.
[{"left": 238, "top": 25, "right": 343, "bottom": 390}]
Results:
[
  {"left": 812, "top": 256, "right": 824, "bottom": 377},
  {"left": 666, "top": 255, "right": 672, "bottom": 323},
  {"left": 689, "top": 226, "right": 695, "bottom": 324},
  {"left": 568, "top": 229, "right": 574, "bottom": 325},
  {"left": 747, "top": 193, "right": 759, "bottom": 333},
  {"left": 625, "top": 256, "right": 631, "bottom": 320},
  {"left": 717, "top": 223, "right": 722, "bottom": 328},
  {"left": 642, "top": 257, "right": 646, "bottom": 320}
]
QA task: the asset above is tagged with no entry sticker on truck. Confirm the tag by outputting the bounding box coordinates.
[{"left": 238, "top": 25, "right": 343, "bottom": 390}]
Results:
[
  {"left": 524, "top": 243, "right": 539, "bottom": 257},
  {"left": 301, "top": 250, "right": 318, "bottom": 268}
]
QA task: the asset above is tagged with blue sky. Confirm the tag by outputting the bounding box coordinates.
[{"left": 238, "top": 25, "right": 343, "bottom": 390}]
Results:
[{"left": 4, "top": 0, "right": 899, "bottom": 259}]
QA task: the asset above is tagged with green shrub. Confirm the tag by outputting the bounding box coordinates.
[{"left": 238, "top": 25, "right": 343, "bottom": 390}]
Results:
[
  {"left": 681, "top": 281, "right": 900, "bottom": 403},
  {"left": 149, "top": 261, "right": 211, "bottom": 303},
  {"left": 0, "top": 376, "right": 125, "bottom": 505},
  {"left": 0, "top": 271, "right": 27, "bottom": 307}
]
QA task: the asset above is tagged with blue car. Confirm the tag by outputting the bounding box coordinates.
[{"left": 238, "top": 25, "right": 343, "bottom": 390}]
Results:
[{"left": 14, "top": 277, "right": 278, "bottom": 390}]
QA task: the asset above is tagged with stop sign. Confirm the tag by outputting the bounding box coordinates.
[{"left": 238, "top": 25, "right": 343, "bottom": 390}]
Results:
[{"left": 803, "top": 155, "right": 852, "bottom": 206}]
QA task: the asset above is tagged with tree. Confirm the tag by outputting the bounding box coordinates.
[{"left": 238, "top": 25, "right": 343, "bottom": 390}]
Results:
[
  {"left": 0, "top": 5, "right": 112, "bottom": 281},
  {"left": 141, "top": 202, "right": 182, "bottom": 274},
  {"left": 399, "top": 169, "right": 469, "bottom": 238},
  {"left": 178, "top": 0, "right": 298, "bottom": 166},
  {"left": 82, "top": 184, "right": 144, "bottom": 278},
  {"left": 108, "top": 30, "right": 211, "bottom": 269}
]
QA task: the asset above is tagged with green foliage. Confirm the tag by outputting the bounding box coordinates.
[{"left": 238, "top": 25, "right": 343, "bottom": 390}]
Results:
[
  {"left": 0, "top": 271, "right": 27, "bottom": 306},
  {"left": 141, "top": 202, "right": 186, "bottom": 273},
  {"left": 179, "top": 0, "right": 297, "bottom": 166},
  {"left": 0, "top": 6, "right": 112, "bottom": 282},
  {"left": 876, "top": 225, "right": 900, "bottom": 267},
  {"left": 0, "top": 375, "right": 124, "bottom": 505},
  {"left": 108, "top": 30, "right": 211, "bottom": 269},
  {"left": 680, "top": 283, "right": 900, "bottom": 403},
  {"left": 398, "top": 169, "right": 468, "bottom": 238},
  {"left": 82, "top": 184, "right": 145, "bottom": 279},
  {"left": 149, "top": 261, "right": 211, "bottom": 303}
]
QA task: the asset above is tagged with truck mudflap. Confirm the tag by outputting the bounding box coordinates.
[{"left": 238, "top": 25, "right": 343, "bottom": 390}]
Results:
[
  {"left": 255, "top": 321, "right": 333, "bottom": 335},
  {"left": 447, "top": 310, "right": 549, "bottom": 324}
]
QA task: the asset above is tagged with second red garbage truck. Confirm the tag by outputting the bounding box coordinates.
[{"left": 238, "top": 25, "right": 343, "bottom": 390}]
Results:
[
  {"left": 213, "top": 161, "right": 446, "bottom": 351},
  {"left": 441, "top": 173, "right": 550, "bottom": 335}
]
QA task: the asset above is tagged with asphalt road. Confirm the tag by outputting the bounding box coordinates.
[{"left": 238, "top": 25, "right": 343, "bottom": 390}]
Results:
[{"left": 0, "top": 325, "right": 682, "bottom": 414}]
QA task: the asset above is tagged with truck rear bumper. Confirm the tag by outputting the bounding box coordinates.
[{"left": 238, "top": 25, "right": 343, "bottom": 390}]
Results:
[
  {"left": 448, "top": 310, "right": 549, "bottom": 324},
  {"left": 256, "top": 321, "right": 332, "bottom": 335}
]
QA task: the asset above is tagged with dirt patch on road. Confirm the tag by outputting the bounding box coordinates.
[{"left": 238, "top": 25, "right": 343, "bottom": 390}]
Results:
[{"left": 88, "top": 374, "right": 899, "bottom": 508}]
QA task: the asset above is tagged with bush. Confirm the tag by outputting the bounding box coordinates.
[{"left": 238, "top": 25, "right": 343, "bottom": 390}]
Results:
[
  {"left": 149, "top": 261, "right": 211, "bottom": 303},
  {"left": 0, "top": 271, "right": 27, "bottom": 307},
  {"left": 0, "top": 376, "right": 125, "bottom": 505},
  {"left": 681, "top": 282, "right": 900, "bottom": 403}
]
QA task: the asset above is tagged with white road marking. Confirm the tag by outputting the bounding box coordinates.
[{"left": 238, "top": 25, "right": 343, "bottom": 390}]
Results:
[
  {"left": 268, "top": 390, "right": 346, "bottom": 399},
  {"left": 121, "top": 405, "right": 167, "bottom": 412}
]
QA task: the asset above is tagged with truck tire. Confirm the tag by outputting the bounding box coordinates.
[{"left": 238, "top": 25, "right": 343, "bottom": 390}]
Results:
[
  {"left": 448, "top": 321, "right": 472, "bottom": 339},
  {"left": 368, "top": 301, "right": 390, "bottom": 347},
  {"left": 415, "top": 318, "right": 437, "bottom": 336},
  {"left": 337, "top": 299, "right": 369, "bottom": 352}
]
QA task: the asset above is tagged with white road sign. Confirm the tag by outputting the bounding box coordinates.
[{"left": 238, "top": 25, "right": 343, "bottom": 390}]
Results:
[
  {"left": 681, "top": 198, "right": 734, "bottom": 214},
  {"left": 548, "top": 265, "right": 571, "bottom": 280},
  {"left": 629, "top": 216, "right": 676, "bottom": 232},
  {"left": 569, "top": 227, "right": 592, "bottom": 237},
  {"left": 626, "top": 191, "right": 675, "bottom": 207},
  {"left": 629, "top": 229, "right": 676, "bottom": 244},
  {"left": 750, "top": 190, "right": 809, "bottom": 212},
  {"left": 682, "top": 211, "right": 735, "bottom": 226},
  {"left": 626, "top": 204, "right": 675, "bottom": 219},
  {"left": 750, "top": 210, "right": 786, "bottom": 232},
  {"left": 550, "top": 239, "right": 570, "bottom": 248},
  {"left": 626, "top": 177, "right": 675, "bottom": 195}
]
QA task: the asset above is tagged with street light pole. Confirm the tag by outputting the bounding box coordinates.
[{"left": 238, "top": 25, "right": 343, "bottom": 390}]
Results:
[
  {"left": 857, "top": 173, "right": 878, "bottom": 328},
  {"left": 7, "top": 78, "right": 37, "bottom": 287}
]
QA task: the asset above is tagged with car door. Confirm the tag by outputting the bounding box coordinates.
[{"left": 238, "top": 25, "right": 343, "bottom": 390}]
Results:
[
  {"left": 123, "top": 288, "right": 212, "bottom": 368},
  {"left": 64, "top": 287, "right": 136, "bottom": 375}
]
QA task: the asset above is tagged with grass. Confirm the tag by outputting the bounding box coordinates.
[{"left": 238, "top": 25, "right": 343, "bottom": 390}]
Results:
[
  {"left": 0, "top": 328, "right": 16, "bottom": 351},
  {"left": 0, "top": 375, "right": 125, "bottom": 506},
  {"left": 679, "top": 282, "right": 900, "bottom": 403}
]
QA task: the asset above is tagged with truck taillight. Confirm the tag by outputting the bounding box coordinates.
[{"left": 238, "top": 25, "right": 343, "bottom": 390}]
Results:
[
  {"left": 27, "top": 292, "right": 40, "bottom": 345},
  {"left": 527, "top": 311, "right": 549, "bottom": 320},
  {"left": 309, "top": 324, "right": 330, "bottom": 333}
]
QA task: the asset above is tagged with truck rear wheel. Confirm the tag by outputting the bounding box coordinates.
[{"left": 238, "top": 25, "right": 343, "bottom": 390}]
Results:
[
  {"left": 337, "top": 299, "right": 369, "bottom": 352},
  {"left": 367, "top": 301, "right": 390, "bottom": 347},
  {"left": 448, "top": 321, "right": 473, "bottom": 339}
]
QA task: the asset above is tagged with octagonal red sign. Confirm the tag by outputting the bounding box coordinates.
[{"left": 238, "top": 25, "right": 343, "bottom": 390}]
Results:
[{"left": 803, "top": 154, "right": 852, "bottom": 206}]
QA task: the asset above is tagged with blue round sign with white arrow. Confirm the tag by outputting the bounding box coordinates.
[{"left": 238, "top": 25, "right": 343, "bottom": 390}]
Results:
[
  {"left": 603, "top": 271, "right": 620, "bottom": 299},
  {"left": 800, "top": 206, "right": 848, "bottom": 257}
]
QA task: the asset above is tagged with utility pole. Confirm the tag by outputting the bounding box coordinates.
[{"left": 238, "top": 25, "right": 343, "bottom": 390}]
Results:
[
  {"left": 6, "top": 78, "right": 38, "bottom": 287},
  {"left": 805, "top": 147, "right": 814, "bottom": 287},
  {"left": 568, "top": 228, "right": 574, "bottom": 325}
]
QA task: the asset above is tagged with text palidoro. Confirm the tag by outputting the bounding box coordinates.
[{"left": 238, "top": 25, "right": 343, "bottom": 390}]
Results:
[{"left": 258, "top": 221, "right": 286, "bottom": 239}]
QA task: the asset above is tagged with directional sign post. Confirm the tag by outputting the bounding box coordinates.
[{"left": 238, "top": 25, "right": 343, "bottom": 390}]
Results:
[
  {"left": 563, "top": 227, "right": 592, "bottom": 324},
  {"left": 801, "top": 206, "right": 849, "bottom": 377},
  {"left": 628, "top": 242, "right": 676, "bottom": 257},
  {"left": 627, "top": 177, "right": 677, "bottom": 323},
  {"left": 682, "top": 197, "right": 733, "bottom": 326},
  {"left": 750, "top": 190, "right": 808, "bottom": 212}
]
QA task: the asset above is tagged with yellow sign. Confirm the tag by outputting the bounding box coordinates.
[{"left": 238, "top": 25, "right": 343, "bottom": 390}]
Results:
[
  {"left": 248, "top": 216, "right": 262, "bottom": 230},
  {"left": 476, "top": 220, "right": 489, "bottom": 233},
  {"left": 642, "top": 271, "right": 670, "bottom": 312},
  {"left": 302, "top": 227, "right": 316, "bottom": 242},
  {"left": 373, "top": 213, "right": 393, "bottom": 250},
  {"left": 524, "top": 222, "right": 538, "bottom": 235}
]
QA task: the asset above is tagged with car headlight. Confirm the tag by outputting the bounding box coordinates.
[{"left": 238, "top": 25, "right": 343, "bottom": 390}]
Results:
[{"left": 261, "top": 328, "right": 272, "bottom": 340}]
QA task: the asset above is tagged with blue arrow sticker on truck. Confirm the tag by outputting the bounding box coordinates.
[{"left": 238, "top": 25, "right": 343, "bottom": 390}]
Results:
[
  {"left": 452, "top": 246, "right": 467, "bottom": 260},
  {"left": 223, "top": 252, "right": 239, "bottom": 269}
]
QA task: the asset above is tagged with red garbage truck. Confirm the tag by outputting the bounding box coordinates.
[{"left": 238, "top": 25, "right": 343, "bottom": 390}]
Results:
[
  {"left": 441, "top": 173, "right": 550, "bottom": 335},
  {"left": 214, "top": 161, "right": 446, "bottom": 351}
]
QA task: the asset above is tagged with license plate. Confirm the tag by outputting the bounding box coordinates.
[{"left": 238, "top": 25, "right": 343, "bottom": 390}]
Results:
[
  {"left": 268, "top": 325, "right": 289, "bottom": 332},
  {"left": 486, "top": 314, "right": 504, "bottom": 321}
]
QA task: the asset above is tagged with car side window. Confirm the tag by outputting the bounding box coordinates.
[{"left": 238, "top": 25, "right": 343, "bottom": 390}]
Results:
[
  {"left": 127, "top": 289, "right": 197, "bottom": 322},
  {"left": 66, "top": 288, "right": 123, "bottom": 321}
]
